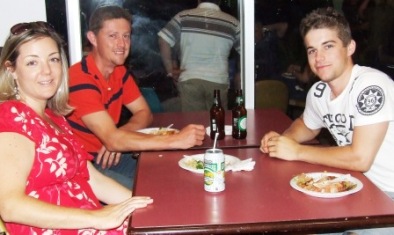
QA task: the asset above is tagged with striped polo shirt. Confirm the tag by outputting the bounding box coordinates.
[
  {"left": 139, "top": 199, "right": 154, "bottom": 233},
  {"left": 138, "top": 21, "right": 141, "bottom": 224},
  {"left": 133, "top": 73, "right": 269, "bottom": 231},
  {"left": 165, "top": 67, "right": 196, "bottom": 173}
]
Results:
[
  {"left": 66, "top": 54, "right": 141, "bottom": 155},
  {"left": 158, "top": 2, "right": 240, "bottom": 84}
]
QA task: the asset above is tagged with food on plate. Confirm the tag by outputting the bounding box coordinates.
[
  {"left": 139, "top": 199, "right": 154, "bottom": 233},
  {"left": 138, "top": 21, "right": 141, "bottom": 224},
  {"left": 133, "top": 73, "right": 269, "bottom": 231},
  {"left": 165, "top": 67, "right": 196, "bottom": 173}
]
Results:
[
  {"left": 294, "top": 173, "right": 357, "bottom": 193},
  {"left": 184, "top": 158, "right": 204, "bottom": 170},
  {"left": 149, "top": 128, "right": 178, "bottom": 136}
]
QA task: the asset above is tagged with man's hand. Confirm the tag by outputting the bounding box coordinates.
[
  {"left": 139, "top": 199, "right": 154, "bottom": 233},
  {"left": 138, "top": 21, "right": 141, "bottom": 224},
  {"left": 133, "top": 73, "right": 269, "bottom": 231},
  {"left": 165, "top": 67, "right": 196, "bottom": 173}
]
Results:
[
  {"left": 261, "top": 131, "right": 301, "bottom": 161},
  {"left": 260, "top": 131, "right": 280, "bottom": 153},
  {"left": 170, "top": 124, "right": 205, "bottom": 149},
  {"left": 168, "top": 68, "right": 184, "bottom": 83},
  {"left": 96, "top": 146, "right": 122, "bottom": 169},
  {"left": 263, "top": 135, "right": 301, "bottom": 161}
]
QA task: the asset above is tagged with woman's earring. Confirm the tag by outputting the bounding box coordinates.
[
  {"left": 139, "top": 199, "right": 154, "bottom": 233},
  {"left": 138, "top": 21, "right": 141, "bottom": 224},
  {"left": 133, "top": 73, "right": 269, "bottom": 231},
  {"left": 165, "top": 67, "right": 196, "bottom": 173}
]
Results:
[{"left": 14, "top": 86, "right": 20, "bottom": 100}]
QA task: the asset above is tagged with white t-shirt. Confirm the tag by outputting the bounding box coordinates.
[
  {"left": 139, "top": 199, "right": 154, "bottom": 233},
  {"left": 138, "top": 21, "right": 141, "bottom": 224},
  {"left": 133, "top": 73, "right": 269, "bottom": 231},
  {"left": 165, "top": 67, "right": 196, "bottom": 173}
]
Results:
[{"left": 304, "top": 64, "right": 394, "bottom": 192}]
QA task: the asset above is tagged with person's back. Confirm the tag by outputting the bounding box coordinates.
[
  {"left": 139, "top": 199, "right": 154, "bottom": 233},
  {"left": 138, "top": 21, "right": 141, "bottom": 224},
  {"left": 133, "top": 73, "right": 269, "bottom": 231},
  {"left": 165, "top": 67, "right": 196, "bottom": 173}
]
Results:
[
  {"left": 172, "top": 6, "right": 239, "bottom": 83},
  {"left": 158, "top": 0, "right": 240, "bottom": 111}
]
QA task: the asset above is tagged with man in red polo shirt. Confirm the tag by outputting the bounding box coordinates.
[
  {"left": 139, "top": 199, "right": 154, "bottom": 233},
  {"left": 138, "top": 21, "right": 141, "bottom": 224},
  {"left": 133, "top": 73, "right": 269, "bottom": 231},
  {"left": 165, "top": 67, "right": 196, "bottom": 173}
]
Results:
[{"left": 67, "top": 6, "right": 205, "bottom": 189}]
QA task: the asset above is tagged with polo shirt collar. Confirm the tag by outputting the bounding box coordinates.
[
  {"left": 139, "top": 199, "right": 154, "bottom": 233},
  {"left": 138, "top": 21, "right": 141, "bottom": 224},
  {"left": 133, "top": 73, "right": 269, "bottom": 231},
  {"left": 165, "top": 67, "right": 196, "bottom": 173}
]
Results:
[
  {"left": 198, "top": 2, "right": 220, "bottom": 11},
  {"left": 85, "top": 54, "right": 100, "bottom": 76}
]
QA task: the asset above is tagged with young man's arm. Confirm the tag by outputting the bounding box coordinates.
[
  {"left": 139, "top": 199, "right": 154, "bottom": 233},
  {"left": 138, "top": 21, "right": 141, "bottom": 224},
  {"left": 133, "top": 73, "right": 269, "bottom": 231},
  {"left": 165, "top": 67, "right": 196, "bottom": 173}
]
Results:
[
  {"left": 265, "top": 121, "right": 388, "bottom": 172},
  {"left": 260, "top": 116, "right": 319, "bottom": 153},
  {"left": 282, "top": 116, "right": 320, "bottom": 143}
]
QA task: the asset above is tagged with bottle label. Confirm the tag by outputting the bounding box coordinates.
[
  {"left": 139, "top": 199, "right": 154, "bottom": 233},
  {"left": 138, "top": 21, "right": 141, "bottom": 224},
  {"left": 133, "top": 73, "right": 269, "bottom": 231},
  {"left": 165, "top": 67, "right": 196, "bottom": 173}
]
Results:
[
  {"left": 211, "top": 119, "right": 217, "bottom": 131},
  {"left": 232, "top": 117, "right": 238, "bottom": 129},
  {"left": 236, "top": 96, "right": 244, "bottom": 105},
  {"left": 238, "top": 116, "right": 247, "bottom": 131}
]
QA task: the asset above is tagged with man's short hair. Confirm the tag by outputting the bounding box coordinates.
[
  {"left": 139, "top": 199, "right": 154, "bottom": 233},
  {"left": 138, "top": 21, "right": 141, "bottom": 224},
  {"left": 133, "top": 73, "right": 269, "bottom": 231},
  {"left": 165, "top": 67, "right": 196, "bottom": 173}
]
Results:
[
  {"left": 89, "top": 5, "right": 132, "bottom": 35},
  {"left": 299, "top": 7, "right": 352, "bottom": 46}
]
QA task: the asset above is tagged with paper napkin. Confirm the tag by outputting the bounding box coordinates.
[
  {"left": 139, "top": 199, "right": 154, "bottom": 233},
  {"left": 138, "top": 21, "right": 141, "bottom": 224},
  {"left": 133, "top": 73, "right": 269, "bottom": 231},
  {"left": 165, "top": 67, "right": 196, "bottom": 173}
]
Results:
[{"left": 227, "top": 158, "right": 255, "bottom": 172}]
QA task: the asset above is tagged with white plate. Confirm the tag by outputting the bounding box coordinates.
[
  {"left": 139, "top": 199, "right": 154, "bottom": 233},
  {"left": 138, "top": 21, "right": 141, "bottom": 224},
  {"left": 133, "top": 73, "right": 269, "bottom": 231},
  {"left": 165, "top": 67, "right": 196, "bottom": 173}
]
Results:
[
  {"left": 205, "top": 125, "right": 232, "bottom": 136},
  {"left": 178, "top": 154, "right": 241, "bottom": 174},
  {"left": 290, "top": 172, "right": 363, "bottom": 198},
  {"left": 137, "top": 127, "right": 178, "bottom": 135}
]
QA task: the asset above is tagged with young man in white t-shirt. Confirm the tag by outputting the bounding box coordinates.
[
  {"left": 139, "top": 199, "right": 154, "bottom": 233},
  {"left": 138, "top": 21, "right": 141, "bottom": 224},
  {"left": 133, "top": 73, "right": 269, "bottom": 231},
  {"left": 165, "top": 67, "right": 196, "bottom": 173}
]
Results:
[{"left": 261, "top": 7, "right": 394, "bottom": 234}]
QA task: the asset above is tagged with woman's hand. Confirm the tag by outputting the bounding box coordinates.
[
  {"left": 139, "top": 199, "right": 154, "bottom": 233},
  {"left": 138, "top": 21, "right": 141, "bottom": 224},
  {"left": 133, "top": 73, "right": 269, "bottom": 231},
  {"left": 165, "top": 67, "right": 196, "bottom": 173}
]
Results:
[{"left": 92, "top": 196, "right": 153, "bottom": 230}]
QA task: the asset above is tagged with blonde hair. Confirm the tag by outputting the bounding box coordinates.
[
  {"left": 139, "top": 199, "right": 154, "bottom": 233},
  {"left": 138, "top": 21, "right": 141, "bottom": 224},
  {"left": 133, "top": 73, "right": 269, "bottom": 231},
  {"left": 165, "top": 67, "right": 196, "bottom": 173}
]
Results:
[{"left": 0, "top": 22, "right": 73, "bottom": 115}]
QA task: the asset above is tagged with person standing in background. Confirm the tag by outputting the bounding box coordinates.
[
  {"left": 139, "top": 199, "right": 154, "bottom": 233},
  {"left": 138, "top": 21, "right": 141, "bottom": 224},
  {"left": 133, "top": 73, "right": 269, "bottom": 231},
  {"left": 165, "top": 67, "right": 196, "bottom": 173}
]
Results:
[
  {"left": 67, "top": 6, "right": 205, "bottom": 189},
  {"left": 158, "top": 0, "right": 240, "bottom": 111}
]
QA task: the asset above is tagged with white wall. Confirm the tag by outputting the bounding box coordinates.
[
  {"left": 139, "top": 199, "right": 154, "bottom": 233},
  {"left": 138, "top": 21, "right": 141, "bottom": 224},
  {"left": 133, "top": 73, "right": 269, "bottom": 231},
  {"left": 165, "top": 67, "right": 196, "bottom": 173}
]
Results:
[{"left": 0, "top": 0, "right": 47, "bottom": 46}]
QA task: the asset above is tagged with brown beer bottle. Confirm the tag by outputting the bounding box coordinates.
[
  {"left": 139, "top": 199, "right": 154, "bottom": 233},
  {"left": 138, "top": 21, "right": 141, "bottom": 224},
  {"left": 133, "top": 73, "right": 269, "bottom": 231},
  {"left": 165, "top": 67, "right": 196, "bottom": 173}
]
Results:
[
  {"left": 210, "top": 89, "right": 225, "bottom": 140},
  {"left": 232, "top": 89, "right": 247, "bottom": 139}
]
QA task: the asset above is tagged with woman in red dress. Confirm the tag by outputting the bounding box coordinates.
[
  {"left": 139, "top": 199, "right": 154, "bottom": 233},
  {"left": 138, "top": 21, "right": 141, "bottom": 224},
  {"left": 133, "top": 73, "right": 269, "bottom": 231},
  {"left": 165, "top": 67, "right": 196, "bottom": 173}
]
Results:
[{"left": 0, "top": 21, "right": 153, "bottom": 235}]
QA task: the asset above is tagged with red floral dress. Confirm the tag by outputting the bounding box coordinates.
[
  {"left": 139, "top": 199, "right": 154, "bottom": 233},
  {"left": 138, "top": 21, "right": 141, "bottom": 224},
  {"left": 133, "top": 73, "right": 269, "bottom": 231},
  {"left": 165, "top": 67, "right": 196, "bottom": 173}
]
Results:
[{"left": 0, "top": 101, "right": 126, "bottom": 235}]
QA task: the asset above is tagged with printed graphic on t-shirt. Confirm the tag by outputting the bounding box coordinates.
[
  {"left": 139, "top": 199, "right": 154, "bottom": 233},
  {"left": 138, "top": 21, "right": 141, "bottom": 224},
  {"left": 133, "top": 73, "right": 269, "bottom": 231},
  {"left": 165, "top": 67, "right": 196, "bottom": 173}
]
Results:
[
  {"left": 323, "top": 113, "right": 354, "bottom": 146},
  {"left": 356, "top": 85, "right": 384, "bottom": 116}
]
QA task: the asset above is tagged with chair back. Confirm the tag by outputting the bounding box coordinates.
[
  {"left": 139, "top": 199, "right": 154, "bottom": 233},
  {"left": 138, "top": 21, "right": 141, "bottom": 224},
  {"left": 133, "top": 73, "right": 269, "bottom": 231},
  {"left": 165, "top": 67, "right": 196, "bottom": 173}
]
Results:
[
  {"left": 255, "top": 80, "right": 289, "bottom": 113},
  {"left": 140, "top": 87, "right": 163, "bottom": 113}
]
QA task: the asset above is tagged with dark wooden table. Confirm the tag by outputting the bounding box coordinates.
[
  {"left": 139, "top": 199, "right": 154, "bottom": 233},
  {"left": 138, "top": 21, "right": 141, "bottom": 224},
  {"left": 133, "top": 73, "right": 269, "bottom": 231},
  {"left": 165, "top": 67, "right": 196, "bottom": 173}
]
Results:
[
  {"left": 149, "top": 108, "right": 293, "bottom": 149},
  {"left": 128, "top": 148, "right": 394, "bottom": 234}
]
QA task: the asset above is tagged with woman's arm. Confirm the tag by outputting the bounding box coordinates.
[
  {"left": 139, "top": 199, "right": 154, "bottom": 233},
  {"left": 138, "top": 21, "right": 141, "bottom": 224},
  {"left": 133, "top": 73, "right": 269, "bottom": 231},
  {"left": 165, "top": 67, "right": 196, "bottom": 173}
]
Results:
[
  {"left": 0, "top": 133, "right": 152, "bottom": 230},
  {"left": 87, "top": 161, "right": 132, "bottom": 204}
]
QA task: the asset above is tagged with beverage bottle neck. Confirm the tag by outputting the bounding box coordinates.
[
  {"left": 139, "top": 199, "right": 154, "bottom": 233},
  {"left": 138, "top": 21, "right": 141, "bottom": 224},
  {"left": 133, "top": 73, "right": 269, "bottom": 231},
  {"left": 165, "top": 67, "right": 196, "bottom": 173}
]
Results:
[
  {"left": 235, "top": 90, "right": 244, "bottom": 106},
  {"left": 213, "top": 90, "right": 222, "bottom": 107}
]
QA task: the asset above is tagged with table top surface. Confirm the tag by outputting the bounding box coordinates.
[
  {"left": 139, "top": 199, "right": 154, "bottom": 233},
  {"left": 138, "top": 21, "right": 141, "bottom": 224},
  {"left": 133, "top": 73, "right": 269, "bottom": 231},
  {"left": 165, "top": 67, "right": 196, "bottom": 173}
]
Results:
[
  {"left": 148, "top": 108, "right": 293, "bottom": 149},
  {"left": 128, "top": 147, "right": 394, "bottom": 234}
]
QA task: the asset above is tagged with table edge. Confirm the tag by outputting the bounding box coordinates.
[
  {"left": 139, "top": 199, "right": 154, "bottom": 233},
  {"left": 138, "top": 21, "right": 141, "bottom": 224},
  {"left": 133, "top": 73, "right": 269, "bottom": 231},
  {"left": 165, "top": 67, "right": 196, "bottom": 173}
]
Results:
[{"left": 127, "top": 214, "right": 394, "bottom": 234}]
